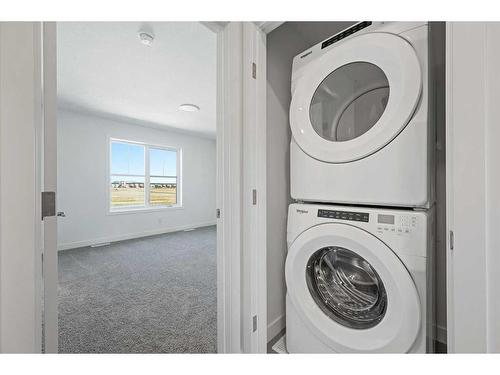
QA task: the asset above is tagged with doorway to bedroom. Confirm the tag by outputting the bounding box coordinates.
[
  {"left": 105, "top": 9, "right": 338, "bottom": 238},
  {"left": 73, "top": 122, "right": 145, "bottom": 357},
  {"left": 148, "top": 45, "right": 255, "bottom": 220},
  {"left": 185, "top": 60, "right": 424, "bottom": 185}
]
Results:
[{"left": 53, "top": 21, "right": 217, "bottom": 353}]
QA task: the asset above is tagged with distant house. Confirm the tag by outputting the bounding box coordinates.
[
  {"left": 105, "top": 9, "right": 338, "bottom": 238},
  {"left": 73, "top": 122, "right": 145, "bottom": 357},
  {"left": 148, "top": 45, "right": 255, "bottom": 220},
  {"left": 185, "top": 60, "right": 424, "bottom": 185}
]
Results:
[{"left": 150, "top": 183, "right": 177, "bottom": 189}]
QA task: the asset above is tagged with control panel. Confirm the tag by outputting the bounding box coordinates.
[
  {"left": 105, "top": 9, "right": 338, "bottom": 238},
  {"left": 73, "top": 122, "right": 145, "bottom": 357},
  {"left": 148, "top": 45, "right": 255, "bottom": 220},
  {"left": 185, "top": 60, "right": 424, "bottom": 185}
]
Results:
[
  {"left": 316, "top": 208, "right": 418, "bottom": 236},
  {"left": 376, "top": 213, "right": 418, "bottom": 235},
  {"left": 321, "top": 21, "right": 372, "bottom": 49},
  {"left": 317, "top": 209, "right": 369, "bottom": 223}
]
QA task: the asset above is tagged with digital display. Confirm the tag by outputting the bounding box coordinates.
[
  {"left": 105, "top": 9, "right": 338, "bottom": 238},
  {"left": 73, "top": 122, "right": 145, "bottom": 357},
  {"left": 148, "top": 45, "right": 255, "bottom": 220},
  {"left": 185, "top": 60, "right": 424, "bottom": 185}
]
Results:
[
  {"left": 378, "top": 214, "right": 395, "bottom": 225},
  {"left": 318, "top": 209, "right": 369, "bottom": 222}
]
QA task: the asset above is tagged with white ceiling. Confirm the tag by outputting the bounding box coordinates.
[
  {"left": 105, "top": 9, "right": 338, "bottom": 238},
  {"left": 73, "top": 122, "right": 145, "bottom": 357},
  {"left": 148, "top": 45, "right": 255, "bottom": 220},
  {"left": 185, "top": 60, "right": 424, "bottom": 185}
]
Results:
[{"left": 57, "top": 22, "right": 216, "bottom": 138}]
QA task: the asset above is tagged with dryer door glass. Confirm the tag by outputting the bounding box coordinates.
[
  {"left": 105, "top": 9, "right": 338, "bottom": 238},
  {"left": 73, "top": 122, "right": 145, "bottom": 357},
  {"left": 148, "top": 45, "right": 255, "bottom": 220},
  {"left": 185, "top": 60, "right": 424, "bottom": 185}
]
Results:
[
  {"left": 306, "top": 246, "right": 387, "bottom": 329},
  {"left": 309, "top": 62, "right": 390, "bottom": 142}
]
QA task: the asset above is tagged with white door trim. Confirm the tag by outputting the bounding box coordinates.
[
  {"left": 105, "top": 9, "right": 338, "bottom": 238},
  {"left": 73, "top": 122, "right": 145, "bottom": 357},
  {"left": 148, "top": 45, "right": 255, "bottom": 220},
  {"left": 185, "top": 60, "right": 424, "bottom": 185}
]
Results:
[
  {"left": 242, "top": 22, "right": 267, "bottom": 353},
  {"left": 214, "top": 21, "right": 243, "bottom": 353},
  {"left": 446, "top": 22, "right": 500, "bottom": 353},
  {"left": 214, "top": 21, "right": 268, "bottom": 353},
  {"left": 254, "top": 22, "right": 284, "bottom": 34}
]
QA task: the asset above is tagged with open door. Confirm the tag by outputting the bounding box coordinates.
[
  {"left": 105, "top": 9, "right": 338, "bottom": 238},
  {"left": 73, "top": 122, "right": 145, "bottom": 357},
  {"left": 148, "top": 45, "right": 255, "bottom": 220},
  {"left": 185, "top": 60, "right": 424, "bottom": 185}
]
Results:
[{"left": 42, "top": 22, "right": 58, "bottom": 353}]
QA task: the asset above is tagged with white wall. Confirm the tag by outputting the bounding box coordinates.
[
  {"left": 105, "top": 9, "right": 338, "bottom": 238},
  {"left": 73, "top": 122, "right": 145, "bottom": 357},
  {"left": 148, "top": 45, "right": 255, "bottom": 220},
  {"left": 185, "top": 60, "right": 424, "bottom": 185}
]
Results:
[
  {"left": 266, "top": 22, "right": 355, "bottom": 340},
  {"left": 57, "top": 109, "right": 216, "bottom": 249},
  {"left": 0, "top": 22, "right": 41, "bottom": 353}
]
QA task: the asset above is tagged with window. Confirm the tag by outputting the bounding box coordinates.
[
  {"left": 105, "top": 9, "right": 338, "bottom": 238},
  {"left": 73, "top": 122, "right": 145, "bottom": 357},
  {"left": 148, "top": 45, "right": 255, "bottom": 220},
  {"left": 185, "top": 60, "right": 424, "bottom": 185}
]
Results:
[
  {"left": 109, "top": 139, "right": 180, "bottom": 211},
  {"left": 149, "top": 147, "right": 178, "bottom": 207}
]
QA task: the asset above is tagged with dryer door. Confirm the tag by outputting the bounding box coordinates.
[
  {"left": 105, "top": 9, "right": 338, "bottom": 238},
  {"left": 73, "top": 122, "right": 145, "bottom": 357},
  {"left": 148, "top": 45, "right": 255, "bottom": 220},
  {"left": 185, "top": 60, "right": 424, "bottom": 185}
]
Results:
[
  {"left": 285, "top": 223, "right": 421, "bottom": 353},
  {"left": 290, "top": 32, "right": 422, "bottom": 163}
]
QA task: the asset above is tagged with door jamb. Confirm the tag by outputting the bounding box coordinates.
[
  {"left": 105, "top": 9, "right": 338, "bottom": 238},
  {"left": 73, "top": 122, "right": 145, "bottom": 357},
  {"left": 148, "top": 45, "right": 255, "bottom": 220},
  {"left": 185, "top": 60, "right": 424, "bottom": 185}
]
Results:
[
  {"left": 206, "top": 21, "right": 268, "bottom": 353},
  {"left": 242, "top": 22, "right": 267, "bottom": 353}
]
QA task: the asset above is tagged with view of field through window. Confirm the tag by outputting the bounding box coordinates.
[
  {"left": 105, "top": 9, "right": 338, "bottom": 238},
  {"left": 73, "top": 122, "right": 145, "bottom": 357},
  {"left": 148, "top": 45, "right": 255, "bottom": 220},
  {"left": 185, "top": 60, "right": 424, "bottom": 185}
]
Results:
[{"left": 110, "top": 141, "right": 178, "bottom": 209}]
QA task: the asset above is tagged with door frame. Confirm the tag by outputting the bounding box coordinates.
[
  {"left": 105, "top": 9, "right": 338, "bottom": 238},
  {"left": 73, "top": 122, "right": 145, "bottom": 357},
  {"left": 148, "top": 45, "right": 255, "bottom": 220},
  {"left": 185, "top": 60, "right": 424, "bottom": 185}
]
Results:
[
  {"left": 446, "top": 22, "right": 500, "bottom": 353},
  {"left": 38, "top": 21, "right": 268, "bottom": 354}
]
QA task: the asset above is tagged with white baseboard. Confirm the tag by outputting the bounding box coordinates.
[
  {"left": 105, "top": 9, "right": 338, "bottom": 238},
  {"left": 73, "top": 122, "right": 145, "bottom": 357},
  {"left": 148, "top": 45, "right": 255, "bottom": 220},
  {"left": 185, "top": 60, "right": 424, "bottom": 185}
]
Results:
[
  {"left": 267, "top": 314, "right": 285, "bottom": 341},
  {"left": 435, "top": 324, "right": 447, "bottom": 344},
  {"left": 58, "top": 221, "right": 217, "bottom": 251}
]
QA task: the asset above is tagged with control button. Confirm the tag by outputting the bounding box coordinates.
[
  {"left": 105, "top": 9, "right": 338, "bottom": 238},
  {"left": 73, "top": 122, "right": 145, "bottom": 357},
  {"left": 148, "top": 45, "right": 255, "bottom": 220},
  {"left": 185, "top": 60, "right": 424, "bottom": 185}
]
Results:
[
  {"left": 397, "top": 228, "right": 403, "bottom": 233},
  {"left": 405, "top": 229, "right": 410, "bottom": 233}
]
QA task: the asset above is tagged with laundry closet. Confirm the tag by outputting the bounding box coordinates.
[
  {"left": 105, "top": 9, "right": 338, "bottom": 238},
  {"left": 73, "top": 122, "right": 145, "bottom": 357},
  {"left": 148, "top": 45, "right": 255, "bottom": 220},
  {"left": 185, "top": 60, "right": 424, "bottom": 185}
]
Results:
[{"left": 265, "top": 22, "right": 446, "bottom": 353}]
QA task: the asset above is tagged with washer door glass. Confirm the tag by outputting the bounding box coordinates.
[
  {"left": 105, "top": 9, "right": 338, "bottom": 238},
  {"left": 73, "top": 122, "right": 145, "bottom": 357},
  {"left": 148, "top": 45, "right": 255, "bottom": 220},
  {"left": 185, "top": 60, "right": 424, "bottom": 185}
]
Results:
[
  {"left": 309, "top": 62, "right": 390, "bottom": 142},
  {"left": 306, "top": 246, "right": 387, "bottom": 329}
]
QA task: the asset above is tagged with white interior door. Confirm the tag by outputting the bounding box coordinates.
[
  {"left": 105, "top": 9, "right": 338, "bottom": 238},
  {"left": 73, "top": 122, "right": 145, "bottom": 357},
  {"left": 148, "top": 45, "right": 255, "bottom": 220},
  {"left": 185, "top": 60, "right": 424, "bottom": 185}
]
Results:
[
  {"left": 42, "top": 22, "right": 58, "bottom": 353},
  {"left": 0, "top": 21, "right": 44, "bottom": 353}
]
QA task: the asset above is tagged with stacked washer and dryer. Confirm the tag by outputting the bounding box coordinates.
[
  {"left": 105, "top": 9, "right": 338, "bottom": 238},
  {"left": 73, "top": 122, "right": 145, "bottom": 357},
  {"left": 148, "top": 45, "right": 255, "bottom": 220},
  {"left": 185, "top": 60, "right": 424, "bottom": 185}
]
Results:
[{"left": 285, "top": 22, "right": 435, "bottom": 353}]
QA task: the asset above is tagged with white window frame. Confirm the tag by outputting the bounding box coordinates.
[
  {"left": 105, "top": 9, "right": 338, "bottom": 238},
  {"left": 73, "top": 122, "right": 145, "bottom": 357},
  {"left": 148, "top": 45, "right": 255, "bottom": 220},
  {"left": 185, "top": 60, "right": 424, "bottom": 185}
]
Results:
[{"left": 107, "top": 137, "right": 182, "bottom": 213}]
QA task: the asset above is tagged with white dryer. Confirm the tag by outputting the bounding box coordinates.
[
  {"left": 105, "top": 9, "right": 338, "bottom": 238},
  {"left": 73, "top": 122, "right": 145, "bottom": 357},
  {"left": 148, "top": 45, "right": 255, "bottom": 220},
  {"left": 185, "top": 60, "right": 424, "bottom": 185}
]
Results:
[
  {"left": 285, "top": 203, "right": 434, "bottom": 353},
  {"left": 290, "top": 22, "right": 434, "bottom": 208}
]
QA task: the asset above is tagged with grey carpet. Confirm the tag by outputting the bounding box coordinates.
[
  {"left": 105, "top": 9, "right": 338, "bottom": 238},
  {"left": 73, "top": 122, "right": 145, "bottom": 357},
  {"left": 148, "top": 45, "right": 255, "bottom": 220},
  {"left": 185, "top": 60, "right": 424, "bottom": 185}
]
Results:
[{"left": 58, "top": 226, "right": 217, "bottom": 353}]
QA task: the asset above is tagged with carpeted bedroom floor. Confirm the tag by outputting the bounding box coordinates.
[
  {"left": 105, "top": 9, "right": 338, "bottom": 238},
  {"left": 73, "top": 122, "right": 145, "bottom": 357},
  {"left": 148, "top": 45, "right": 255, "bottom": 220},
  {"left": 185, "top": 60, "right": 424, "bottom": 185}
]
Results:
[{"left": 57, "top": 226, "right": 217, "bottom": 353}]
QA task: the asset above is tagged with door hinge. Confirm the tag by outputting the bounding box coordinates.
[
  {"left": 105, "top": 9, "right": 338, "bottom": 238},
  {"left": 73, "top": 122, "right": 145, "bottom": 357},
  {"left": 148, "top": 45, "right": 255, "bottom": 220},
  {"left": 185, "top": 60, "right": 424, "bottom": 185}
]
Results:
[
  {"left": 449, "top": 230, "right": 454, "bottom": 251},
  {"left": 252, "top": 315, "right": 257, "bottom": 332},
  {"left": 41, "top": 191, "right": 56, "bottom": 220},
  {"left": 252, "top": 62, "right": 256, "bottom": 79},
  {"left": 252, "top": 189, "right": 257, "bottom": 205},
  {"left": 216, "top": 208, "right": 221, "bottom": 219}
]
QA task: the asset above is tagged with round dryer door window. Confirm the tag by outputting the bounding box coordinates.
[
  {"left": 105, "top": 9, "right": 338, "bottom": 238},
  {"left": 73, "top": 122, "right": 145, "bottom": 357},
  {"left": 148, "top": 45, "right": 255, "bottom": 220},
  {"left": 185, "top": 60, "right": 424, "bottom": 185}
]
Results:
[
  {"left": 310, "top": 62, "right": 390, "bottom": 142},
  {"left": 306, "top": 246, "right": 387, "bottom": 329},
  {"left": 290, "top": 32, "right": 422, "bottom": 163},
  {"left": 285, "top": 223, "right": 421, "bottom": 353}
]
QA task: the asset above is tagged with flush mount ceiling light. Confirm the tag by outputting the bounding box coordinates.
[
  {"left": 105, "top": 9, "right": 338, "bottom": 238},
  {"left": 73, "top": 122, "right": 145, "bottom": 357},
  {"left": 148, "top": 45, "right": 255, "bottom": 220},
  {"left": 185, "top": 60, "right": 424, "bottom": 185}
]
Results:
[
  {"left": 138, "top": 31, "right": 154, "bottom": 46},
  {"left": 179, "top": 104, "right": 200, "bottom": 112}
]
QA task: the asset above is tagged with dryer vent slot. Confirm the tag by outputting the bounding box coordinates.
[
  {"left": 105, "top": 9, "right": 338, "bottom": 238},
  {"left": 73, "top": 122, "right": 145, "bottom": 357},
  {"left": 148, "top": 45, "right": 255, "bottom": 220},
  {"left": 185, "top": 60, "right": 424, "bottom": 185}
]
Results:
[{"left": 321, "top": 21, "right": 372, "bottom": 49}]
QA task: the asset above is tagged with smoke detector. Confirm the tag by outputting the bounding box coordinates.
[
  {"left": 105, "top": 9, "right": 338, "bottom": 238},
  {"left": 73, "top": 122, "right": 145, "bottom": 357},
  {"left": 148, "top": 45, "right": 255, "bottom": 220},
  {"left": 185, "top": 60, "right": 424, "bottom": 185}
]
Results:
[{"left": 138, "top": 31, "right": 154, "bottom": 46}]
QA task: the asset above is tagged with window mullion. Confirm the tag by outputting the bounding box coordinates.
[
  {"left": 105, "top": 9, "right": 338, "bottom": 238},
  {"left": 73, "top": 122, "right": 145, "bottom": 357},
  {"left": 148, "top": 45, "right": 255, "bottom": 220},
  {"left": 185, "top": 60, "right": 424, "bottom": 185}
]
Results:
[
  {"left": 145, "top": 145, "right": 150, "bottom": 208},
  {"left": 177, "top": 149, "right": 180, "bottom": 205}
]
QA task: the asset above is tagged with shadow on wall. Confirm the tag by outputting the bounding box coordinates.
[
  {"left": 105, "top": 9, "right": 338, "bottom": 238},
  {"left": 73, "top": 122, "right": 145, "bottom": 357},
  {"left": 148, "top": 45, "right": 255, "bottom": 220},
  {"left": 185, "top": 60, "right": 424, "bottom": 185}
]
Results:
[{"left": 265, "top": 21, "right": 356, "bottom": 341}]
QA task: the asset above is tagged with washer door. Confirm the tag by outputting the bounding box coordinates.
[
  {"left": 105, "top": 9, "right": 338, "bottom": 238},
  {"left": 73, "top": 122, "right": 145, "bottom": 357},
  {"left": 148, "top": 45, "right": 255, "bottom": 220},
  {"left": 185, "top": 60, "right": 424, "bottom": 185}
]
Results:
[
  {"left": 285, "top": 223, "right": 421, "bottom": 353},
  {"left": 290, "top": 32, "right": 422, "bottom": 163}
]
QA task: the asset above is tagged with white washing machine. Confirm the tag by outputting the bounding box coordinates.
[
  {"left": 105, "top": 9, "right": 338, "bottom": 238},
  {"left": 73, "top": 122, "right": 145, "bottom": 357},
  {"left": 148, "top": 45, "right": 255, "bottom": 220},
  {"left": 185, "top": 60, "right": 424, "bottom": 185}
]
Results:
[
  {"left": 290, "top": 22, "right": 434, "bottom": 208},
  {"left": 285, "top": 203, "right": 434, "bottom": 353}
]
